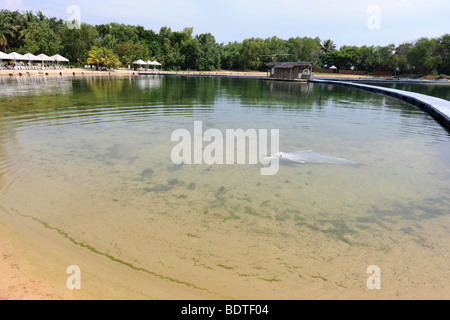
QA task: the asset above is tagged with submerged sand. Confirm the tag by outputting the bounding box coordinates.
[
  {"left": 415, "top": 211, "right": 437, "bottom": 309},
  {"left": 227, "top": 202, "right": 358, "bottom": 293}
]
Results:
[
  {"left": 0, "top": 204, "right": 224, "bottom": 300},
  {"left": 2, "top": 161, "right": 450, "bottom": 301}
]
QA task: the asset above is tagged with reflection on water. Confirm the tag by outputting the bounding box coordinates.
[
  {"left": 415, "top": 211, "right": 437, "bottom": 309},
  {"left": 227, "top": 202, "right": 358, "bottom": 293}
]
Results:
[
  {"left": 0, "top": 76, "right": 449, "bottom": 299},
  {"left": 135, "top": 76, "right": 162, "bottom": 90},
  {"left": 0, "top": 76, "right": 73, "bottom": 97}
]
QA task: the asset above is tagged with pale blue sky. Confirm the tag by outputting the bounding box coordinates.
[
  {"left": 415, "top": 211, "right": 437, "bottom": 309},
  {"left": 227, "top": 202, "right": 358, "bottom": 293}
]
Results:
[{"left": 1, "top": 0, "right": 449, "bottom": 47}]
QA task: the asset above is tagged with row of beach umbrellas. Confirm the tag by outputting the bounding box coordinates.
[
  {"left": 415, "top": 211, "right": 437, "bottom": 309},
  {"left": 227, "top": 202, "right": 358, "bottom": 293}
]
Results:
[
  {"left": 133, "top": 59, "right": 161, "bottom": 67},
  {"left": 0, "top": 51, "right": 69, "bottom": 64}
]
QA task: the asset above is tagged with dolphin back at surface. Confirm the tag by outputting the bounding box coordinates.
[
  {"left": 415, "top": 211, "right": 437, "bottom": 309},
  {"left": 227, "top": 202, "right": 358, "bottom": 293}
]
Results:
[{"left": 266, "top": 151, "right": 359, "bottom": 166}]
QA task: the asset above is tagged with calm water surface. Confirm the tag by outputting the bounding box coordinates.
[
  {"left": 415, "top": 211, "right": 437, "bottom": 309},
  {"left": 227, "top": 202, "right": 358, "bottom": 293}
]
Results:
[
  {"left": 1, "top": 76, "right": 449, "bottom": 299},
  {"left": 360, "top": 81, "right": 450, "bottom": 100}
]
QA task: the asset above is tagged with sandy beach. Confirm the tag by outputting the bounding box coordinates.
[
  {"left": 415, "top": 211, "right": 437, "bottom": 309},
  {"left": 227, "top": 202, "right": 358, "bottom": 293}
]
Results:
[
  {"left": 0, "top": 68, "right": 136, "bottom": 78},
  {"left": 0, "top": 209, "right": 64, "bottom": 300},
  {"left": 0, "top": 204, "right": 229, "bottom": 300},
  {"left": 0, "top": 68, "right": 270, "bottom": 79},
  {"left": 0, "top": 68, "right": 395, "bottom": 79},
  {"left": 2, "top": 184, "right": 449, "bottom": 300}
]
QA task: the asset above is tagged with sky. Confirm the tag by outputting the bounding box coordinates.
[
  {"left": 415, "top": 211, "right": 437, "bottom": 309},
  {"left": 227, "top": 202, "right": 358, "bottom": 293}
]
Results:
[{"left": 1, "top": 0, "right": 449, "bottom": 48}]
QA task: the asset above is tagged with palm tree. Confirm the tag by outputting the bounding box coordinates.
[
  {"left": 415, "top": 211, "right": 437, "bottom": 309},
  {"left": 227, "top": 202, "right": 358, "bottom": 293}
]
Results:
[
  {"left": 36, "top": 10, "right": 46, "bottom": 22},
  {"left": 0, "top": 10, "right": 18, "bottom": 51},
  {"left": 87, "top": 47, "right": 103, "bottom": 69},
  {"left": 100, "top": 47, "right": 121, "bottom": 68},
  {"left": 122, "top": 55, "right": 135, "bottom": 67},
  {"left": 108, "top": 54, "right": 122, "bottom": 68},
  {"left": 0, "top": 31, "right": 8, "bottom": 52},
  {"left": 2, "top": 10, "right": 23, "bottom": 49},
  {"left": 321, "top": 39, "right": 336, "bottom": 54},
  {"left": 87, "top": 47, "right": 122, "bottom": 69},
  {"left": 19, "top": 11, "right": 38, "bottom": 44}
]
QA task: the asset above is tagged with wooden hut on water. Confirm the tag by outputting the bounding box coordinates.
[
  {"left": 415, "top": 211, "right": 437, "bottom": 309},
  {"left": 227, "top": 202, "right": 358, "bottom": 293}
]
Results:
[{"left": 266, "top": 62, "right": 314, "bottom": 81}]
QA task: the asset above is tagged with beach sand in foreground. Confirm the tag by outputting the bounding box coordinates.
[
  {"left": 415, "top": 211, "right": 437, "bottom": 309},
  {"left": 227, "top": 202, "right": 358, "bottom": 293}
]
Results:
[{"left": 0, "top": 204, "right": 226, "bottom": 300}]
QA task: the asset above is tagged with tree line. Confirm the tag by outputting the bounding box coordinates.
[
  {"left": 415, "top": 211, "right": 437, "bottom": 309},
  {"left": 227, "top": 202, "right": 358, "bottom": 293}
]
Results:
[{"left": 1, "top": 9, "right": 449, "bottom": 75}]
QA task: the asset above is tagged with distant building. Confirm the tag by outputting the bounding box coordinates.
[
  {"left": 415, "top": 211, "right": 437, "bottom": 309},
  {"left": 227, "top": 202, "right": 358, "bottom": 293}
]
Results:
[{"left": 266, "top": 62, "right": 314, "bottom": 80}]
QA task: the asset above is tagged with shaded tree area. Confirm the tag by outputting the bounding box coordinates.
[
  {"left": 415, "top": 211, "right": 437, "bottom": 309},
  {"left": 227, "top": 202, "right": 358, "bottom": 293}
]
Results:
[
  {"left": 0, "top": 9, "right": 449, "bottom": 75},
  {"left": 318, "top": 38, "right": 449, "bottom": 76}
]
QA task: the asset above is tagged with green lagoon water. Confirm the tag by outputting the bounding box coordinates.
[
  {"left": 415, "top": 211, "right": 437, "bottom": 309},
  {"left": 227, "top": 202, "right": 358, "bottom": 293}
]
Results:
[{"left": 1, "top": 75, "right": 449, "bottom": 299}]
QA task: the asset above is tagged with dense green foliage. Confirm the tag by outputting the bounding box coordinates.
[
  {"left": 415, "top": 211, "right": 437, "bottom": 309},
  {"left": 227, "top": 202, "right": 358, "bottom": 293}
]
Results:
[{"left": 0, "top": 9, "right": 449, "bottom": 74}]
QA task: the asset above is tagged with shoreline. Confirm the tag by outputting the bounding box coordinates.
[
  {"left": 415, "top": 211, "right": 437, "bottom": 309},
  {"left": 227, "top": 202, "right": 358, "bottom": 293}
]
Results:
[
  {"left": 0, "top": 68, "right": 136, "bottom": 78},
  {"left": 1, "top": 68, "right": 448, "bottom": 83},
  {"left": 0, "top": 68, "right": 269, "bottom": 78},
  {"left": 0, "top": 68, "right": 392, "bottom": 79}
]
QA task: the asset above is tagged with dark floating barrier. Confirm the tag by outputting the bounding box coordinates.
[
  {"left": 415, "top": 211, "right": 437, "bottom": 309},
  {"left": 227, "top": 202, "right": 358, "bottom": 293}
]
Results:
[{"left": 312, "top": 79, "right": 450, "bottom": 132}]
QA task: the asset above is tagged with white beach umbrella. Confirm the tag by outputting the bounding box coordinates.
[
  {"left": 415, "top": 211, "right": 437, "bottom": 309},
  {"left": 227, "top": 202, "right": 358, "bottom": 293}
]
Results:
[
  {"left": 133, "top": 59, "right": 147, "bottom": 65},
  {"left": 0, "top": 51, "right": 13, "bottom": 61},
  {"left": 22, "top": 53, "right": 40, "bottom": 64},
  {"left": 51, "top": 54, "right": 69, "bottom": 63},
  {"left": 146, "top": 60, "right": 162, "bottom": 70},
  {"left": 9, "top": 52, "right": 25, "bottom": 62},
  {"left": 133, "top": 59, "right": 148, "bottom": 70},
  {"left": 36, "top": 53, "right": 54, "bottom": 63},
  {"left": 153, "top": 61, "right": 162, "bottom": 70},
  {"left": 144, "top": 60, "right": 155, "bottom": 70}
]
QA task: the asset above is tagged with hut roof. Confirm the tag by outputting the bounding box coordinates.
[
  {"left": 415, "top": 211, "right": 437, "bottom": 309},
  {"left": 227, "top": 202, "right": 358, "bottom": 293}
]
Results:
[{"left": 266, "top": 62, "right": 313, "bottom": 69}]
